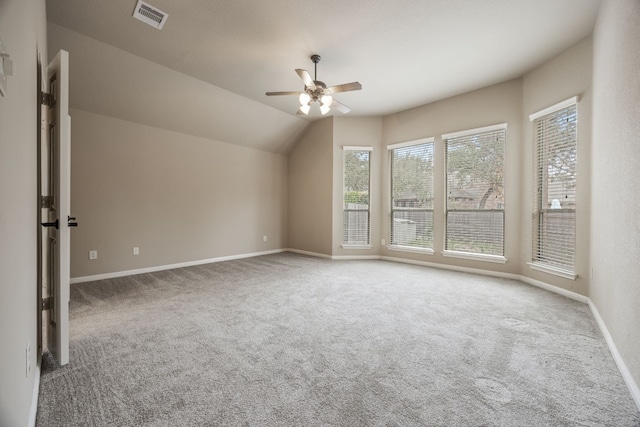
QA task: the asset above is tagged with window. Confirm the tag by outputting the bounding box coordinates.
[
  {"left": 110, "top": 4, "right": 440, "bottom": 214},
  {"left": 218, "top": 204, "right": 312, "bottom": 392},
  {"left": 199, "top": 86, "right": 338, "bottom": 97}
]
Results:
[
  {"left": 388, "top": 138, "right": 434, "bottom": 251},
  {"left": 343, "top": 146, "right": 372, "bottom": 246},
  {"left": 529, "top": 97, "right": 578, "bottom": 277},
  {"left": 444, "top": 124, "right": 506, "bottom": 261}
]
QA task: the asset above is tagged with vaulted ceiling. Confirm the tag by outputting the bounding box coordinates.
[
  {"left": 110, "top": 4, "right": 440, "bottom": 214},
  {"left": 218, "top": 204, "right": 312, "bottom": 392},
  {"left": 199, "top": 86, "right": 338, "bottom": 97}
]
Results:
[{"left": 46, "top": 0, "right": 601, "bottom": 153}]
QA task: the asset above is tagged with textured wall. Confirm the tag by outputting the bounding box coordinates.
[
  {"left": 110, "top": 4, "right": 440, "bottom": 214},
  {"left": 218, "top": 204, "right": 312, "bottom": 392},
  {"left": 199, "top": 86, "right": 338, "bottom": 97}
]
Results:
[
  {"left": 0, "top": 1, "right": 46, "bottom": 425},
  {"left": 70, "top": 109, "right": 288, "bottom": 278},
  {"left": 521, "top": 36, "right": 593, "bottom": 295},
  {"left": 591, "top": 0, "right": 640, "bottom": 400},
  {"left": 287, "top": 118, "right": 334, "bottom": 255}
]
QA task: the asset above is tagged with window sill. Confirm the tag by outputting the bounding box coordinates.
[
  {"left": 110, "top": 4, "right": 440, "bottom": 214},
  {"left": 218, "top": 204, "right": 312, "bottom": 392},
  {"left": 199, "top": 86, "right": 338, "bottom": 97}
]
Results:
[
  {"left": 341, "top": 244, "right": 372, "bottom": 250},
  {"left": 527, "top": 262, "right": 577, "bottom": 280},
  {"left": 386, "top": 245, "right": 434, "bottom": 255},
  {"left": 443, "top": 250, "right": 507, "bottom": 264}
]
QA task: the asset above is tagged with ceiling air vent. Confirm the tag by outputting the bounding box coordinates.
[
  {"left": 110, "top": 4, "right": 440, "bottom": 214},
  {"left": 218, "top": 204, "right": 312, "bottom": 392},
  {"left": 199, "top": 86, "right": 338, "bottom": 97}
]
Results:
[{"left": 132, "top": 0, "right": 168, "bottom": 30}]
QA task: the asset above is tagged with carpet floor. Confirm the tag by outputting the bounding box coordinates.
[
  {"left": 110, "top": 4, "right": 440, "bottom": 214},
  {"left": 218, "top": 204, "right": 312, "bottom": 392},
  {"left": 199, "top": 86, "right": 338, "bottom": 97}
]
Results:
[{"left": 36, "top": 253, "right": 640, "bottom": 426}]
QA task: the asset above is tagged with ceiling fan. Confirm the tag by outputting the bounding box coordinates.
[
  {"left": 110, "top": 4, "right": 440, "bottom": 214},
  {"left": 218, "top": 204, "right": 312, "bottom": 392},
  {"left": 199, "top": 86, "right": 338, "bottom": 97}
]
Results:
[{"left": 266, "top": 54, "right": 362, "bottom": 116}]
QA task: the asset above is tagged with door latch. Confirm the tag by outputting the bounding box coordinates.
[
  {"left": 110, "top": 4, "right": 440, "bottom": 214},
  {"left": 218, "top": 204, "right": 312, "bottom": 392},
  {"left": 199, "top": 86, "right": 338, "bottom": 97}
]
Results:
[
  {"left": 68, "top": 216, "right": 78, "bottom": 227},
  {"left": 41, "top": 219, "right": 59, "bottom": 229}
]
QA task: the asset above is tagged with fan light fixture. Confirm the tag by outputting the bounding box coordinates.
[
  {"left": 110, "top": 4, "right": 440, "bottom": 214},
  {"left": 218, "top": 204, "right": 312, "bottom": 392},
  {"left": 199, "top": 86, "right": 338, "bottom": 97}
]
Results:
[
  {"left": 298, "top": 93, "right": 311, "bottom": 114},
  {"left": 266, "top": 54, "right": 362, "bottom": 116},
  {"left": 299, "top": 93, "right": 311, "bottom": 105},
  {"left": 319, "top": 95, "right": 333, "bottom": 115},
  {"left": 298, "top": 104, "right": 311, "bottom": 115}
]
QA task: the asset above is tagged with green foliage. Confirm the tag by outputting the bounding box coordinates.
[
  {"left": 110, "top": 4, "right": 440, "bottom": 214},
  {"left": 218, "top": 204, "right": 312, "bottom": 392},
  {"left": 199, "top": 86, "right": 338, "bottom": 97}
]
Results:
[
  {"left": 446, "top": 132, "right": 504, "bottom": 209},
  {"left": 344, "top": 151, "right": 370, "bottom": 194},
  {"left": 391, "top": 144, "right": 433, "bottom": 208},
  {"left": 344, "top": 191, "right": 369, "bottom": 206}
]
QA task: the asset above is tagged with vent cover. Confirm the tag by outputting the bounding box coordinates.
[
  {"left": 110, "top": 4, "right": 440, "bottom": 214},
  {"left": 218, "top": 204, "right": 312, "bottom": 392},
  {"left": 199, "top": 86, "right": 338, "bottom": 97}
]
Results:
[{"left": 132, "top": 0, "right": 168, "bottom": 30}]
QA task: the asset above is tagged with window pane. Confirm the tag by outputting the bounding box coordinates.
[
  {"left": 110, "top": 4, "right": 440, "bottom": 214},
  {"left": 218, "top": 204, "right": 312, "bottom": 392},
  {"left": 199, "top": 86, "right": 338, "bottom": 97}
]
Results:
[
  {"left": 445, "top": 128, "right": 505, "bottom": 256},
  {"left": 344, "top": 150, "right": 370, "bottom": 207},
  {"left": 391, "top": 143, "right": 433, "bottom": 210},
  {"left": 537, "top": 108, "right": 577, "bottom": 209},
  {"left": 391, "top": 209, "right": 433, "bottom": 248},
  {"left": 389, "top": 141, "right": 433, "bottom": 250},
  {"left": 534, "top": 210, "right": 575, "bottom": 269},
  {"left": 343, "top": 210, "right": 370, "bottom": 245},
  {"left": 343, "top": 150, "right": 370, "bottom": 245},
  {"left": 446, "top": 211, "right": 504, "bottom": 255}
]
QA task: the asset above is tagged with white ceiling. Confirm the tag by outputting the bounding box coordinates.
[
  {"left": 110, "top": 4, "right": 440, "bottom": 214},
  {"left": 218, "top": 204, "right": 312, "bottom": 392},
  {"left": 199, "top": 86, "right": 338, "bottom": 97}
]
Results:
[{"left": 46, "top": 0, "right": 601, "bottom": 151}]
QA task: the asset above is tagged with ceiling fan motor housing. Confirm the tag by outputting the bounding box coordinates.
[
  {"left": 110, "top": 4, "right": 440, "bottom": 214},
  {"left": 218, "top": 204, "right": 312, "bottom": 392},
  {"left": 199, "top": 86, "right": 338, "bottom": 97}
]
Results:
[{"left": 308, "top": 80, "right": 327, "bottom": 101}]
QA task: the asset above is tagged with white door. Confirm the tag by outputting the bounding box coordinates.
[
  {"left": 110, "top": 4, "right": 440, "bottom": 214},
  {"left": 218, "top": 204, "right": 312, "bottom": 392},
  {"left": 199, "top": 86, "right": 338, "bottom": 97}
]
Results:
[{"left": 41, "top": 50, "right": 72, "bottom": 366}]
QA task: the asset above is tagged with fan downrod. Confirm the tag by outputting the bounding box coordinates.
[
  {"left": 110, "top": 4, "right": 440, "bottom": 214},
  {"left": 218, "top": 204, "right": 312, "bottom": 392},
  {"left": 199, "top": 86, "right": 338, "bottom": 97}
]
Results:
[{"left": 310, "top": 54, "right": 321, "bottom": 82}]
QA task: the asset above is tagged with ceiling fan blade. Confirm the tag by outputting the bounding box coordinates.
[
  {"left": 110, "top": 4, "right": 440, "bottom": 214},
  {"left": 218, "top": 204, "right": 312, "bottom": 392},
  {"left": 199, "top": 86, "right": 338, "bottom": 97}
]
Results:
[
  {"left": 326, "top": 82, "right": 362, "bottom": 94},
  {"left": 331, "top": 99, "right": 351, "bottom": 114},
  {"left": 265, "top": 91, "right": 301, "bottom": 96},
  {"left": 295, "top": 69, "right": 316, "bottom": 88}
]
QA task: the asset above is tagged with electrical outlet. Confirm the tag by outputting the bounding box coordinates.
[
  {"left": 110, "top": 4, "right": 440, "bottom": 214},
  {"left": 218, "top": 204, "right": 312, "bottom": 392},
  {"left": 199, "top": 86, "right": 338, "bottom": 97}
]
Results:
[
  {"left": 381, "top": 239, "right": 386, "bottom": 246},
  {"left": 133, "top": 247, "right": 140, "bottom": 255},
  {"left": 26, "top": 342, "right": 31, "bottom": 378},
  {"left": 263, "top": 235, "right": 268, "bottom": 242},
  {"left": 89, "top": 250, "right": 98, "bottom": 260}
]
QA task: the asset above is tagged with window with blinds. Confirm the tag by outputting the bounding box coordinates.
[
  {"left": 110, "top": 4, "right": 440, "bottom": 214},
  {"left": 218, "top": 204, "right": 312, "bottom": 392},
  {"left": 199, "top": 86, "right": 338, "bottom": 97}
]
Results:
[
  {"left": 343, "top": 147, "right": 372, "bottom": 246},
  {"left": 388, "top": 139, "right": 434, "bottom": 250},
  {"left": 444, "top": 124, "right": 506, "bottom": 258},
  {"left": 530, "top": 99, "right": 577, "bottom": 274}
]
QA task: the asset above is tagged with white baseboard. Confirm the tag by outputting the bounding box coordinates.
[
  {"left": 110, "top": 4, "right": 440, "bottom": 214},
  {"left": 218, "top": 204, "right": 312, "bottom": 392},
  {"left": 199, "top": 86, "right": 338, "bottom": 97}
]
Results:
[
  {"left": 28, "top": 364, "right": 40, "bottom": 427},
  {"left": 380, "top": 255, "right": 521, "bottom": 281},
  {"left": 70, "top": 249, "right": 287, "bottom": 284},
  {"left": 379, "top": 255, "right": 589, "bottom": 304},
  {"left": 589, "top": 300, "right": 640, "bottom": 412},
  {"left": 286, "top": 248, "right": 332, "bottom": 259},
  {"left": 519, "top": 275, "right": 589, "bottom": 304},
  {"left": 331, "top": 255, "right": 381, "bottom": 260}
]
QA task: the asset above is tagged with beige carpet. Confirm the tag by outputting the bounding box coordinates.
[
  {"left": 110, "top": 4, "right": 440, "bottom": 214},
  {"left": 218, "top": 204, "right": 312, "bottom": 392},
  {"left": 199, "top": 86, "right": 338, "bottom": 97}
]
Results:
[{"left": 37, "top": 253, "right": 640, "bottom": 426}]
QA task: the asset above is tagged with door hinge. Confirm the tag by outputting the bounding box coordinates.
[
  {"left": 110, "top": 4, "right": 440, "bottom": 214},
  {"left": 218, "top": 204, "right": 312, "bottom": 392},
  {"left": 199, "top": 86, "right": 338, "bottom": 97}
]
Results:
[
  {"left": 40, "top": 91, "right": 55, "bottom": 107},
  {"left": 40, "top": 195, "right": 54, "bottom": 209},
  {"left": 42, "top": 297, "right": 53, "bottom": 311}
]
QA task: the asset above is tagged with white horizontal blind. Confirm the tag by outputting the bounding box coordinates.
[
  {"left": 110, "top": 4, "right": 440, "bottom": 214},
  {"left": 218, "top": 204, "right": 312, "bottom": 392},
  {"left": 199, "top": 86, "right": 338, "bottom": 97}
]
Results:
[
  {"left": 532, "top": 103, "right": 577, "bottom": 271},
  {"left": 445, "top": 127, "right": 505, "bottom": 256},
  {"left": 343, "top": 148, "right": 371, "bottom": 245},
  {"left": 389, "top": 141, "right": 433, "bottom": 249}
]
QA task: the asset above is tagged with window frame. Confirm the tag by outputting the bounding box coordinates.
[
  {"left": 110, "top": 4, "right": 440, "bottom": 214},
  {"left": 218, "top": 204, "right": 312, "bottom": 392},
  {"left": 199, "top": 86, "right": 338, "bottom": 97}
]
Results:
[
  {"left": 387, "top": 137, "right": 435, "bottom": 254},
  {"left": 442, "top": 123, "right": 508, "bottom": 263},
  {"left": 341, "top": 146, "right": 373, "bottom": 249},
  {"left": 527, "top": 96, "right": 579, "bottom": 280}
]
